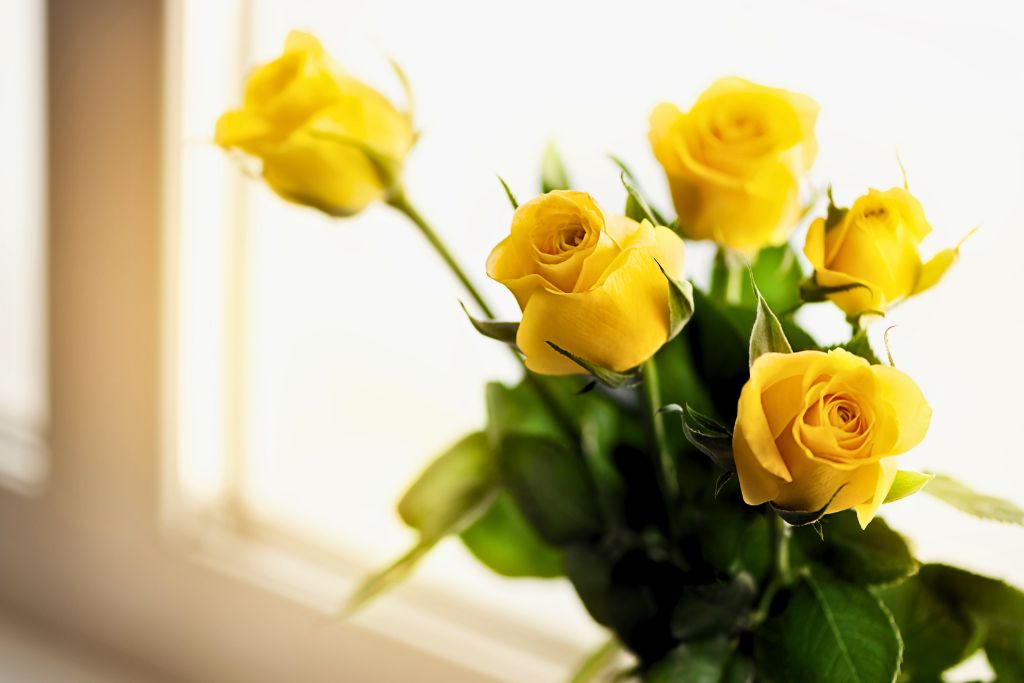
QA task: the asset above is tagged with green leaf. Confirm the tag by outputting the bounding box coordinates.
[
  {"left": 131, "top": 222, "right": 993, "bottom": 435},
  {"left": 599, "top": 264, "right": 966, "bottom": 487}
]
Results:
[
  {"left": 686, "top": 288, "right": 752, "bottom": 422},
  {"left": 771, "top": 484, "right": 847, "bottom": 527},
  {"left": 397, "top": 431, "right": 497, "bottom": 540},
  {"left": 580, "top": 399, "right": 626, "bottom": 526},
  {"left": 711, "top": 245, "right": 804, "bottom": 313},
  {"left": 661, "top": 403, "right": 734, "bottom": 472},
  {"left": 459, "top": 301, "right": 519, "bottom": 345},
  {"left": 708, "top": 248, "right": 748, "bottom": 306},
  {"left": 647, "top": 637, "right": 753, "bottom": 683},
  {"left": 699, "top": 510, "right": 773, "bottom": 583},
  {"left": 562, "top": 543, "right": 664, "bottom": 655},
  {"left": 883, "top": 471, "right": 934, "bottom": 504},
  {"left": 917, "top": 564, "right": 1024, "bottom": 629},
  {"left": 619, "top": 172, "right": 659, "bottom": 226},
  {"left": 460, "top": 494, "right": 562, "bottom": 578},
  {"left": 922, "top": 474, "right": 1024, "bottom": 525},
  {"left": 778, "top": 318, "right": 819, "bottom": 352},
  {"left": 876, "top": 572, "right": 981, "bottom": 681},
  {"left": 387, "top": 56, "right": 415, "bottom": 122},
  {"left": 657, "top": 262, "right": 695, "bottom": 341},
  {"left": 915, "top": 564, "right": 1024, "bottom": 681},
  {"left": 986, "top": 624, "right": 1024, "bottom": 681},
  {"left": 348, "top": 432, "right": 497, "bottom": 614},
  {"left": 654, "top": 331, "right": 717, "bottom": 419},
  {"left": 671, "top": 573, "right": 757, "bottom": 642},
  {"left": 568, "top": 638, "right": 624, "bottom": 683},
  {"left": 735, "top": 516, "right": 773, "bottom": 583},
  {"left": 750, "top": 244, "right": 804, "bottom": 313},
  {"left": 611, "top": 157, "right": 648, "bottom": 225},
  {"left": 498, "top": 433, "right": 603, "bottom": 545},
  {"left": 799, "top": 277, "right": 872, "bottom": 304},
  {"left": 824, "top": 186, "right": 849, "bottom": 231},
  {"left": 755, "top": 570, "right": 903, "bottom": 683},
  {"left": 719, "top": 654, "right": 754, "bottom": 683},
  {"left": 687, "top": 286, "right": 817, "bottom": 423},
  {"left": 714, "top": 472, "right": 734, "bottom": 497},
  {"left": 608, "top": 154, "right": 637, "bottom": 180},
  {"left": 748, "top": 275, "right": 792, "bottom": 367},
  {"left": 485, "top": 379, "right": 567, "bottom": 448},
  {"left": 547, "top": 342, "right": 643, "bottom": 389},
  {"left": 838, "top": 331, "right": 882, "bottom": 365},
  {"left": 343, "top": 539, "right": 433, "bottom": 616},
  {"left": 541, "top": 142, "right": 571, "bottom": 193},
  {"left": 610, "top": 156, "right": 669, "bottom": 227},
  {"left": 793, "top": 511, "right": 917, "bottom": 585},
  {"left": 497, "top": 175, "right": 519, "bottom": 209}
]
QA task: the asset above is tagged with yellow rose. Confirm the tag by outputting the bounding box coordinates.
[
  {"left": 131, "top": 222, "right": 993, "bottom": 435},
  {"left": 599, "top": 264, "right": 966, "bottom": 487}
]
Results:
[
  {"left": 215, "top": 30, "right": 414, "bottom": 216},
  {"left": 733, "top": 349, "right": 931, "bottom": 527},
  {"left": 649, "top": 77, "right": 818, "bottom": 252},
  {"left": 486, "top": 191, "right": 685, "bottom": 375},
  {"left": 804, "top": 187, "right": 966, "bottom": 317}
]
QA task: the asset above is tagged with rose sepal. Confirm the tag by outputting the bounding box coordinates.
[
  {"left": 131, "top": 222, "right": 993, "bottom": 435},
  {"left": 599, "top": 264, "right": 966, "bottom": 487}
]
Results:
[
  {"left": 546, "top": 342, "right": 643, "bottom": 389},
  {"left": 657, "top": 261, "right": 695, "bottom": 341},
  {"left": 882, "top": 471, "right": 934, "bottom": 504},
  {"left": 749, "top": 274, "right": 792, "bottom": 366},
  {"left": 661, "top": 403, "right": 735, "bottom": 472},
  {"left": 771, "top": 484, "right": 848, "bottom": 527},
  {"left": 459, "top": 301, "right": 519, "bottom": 346}
]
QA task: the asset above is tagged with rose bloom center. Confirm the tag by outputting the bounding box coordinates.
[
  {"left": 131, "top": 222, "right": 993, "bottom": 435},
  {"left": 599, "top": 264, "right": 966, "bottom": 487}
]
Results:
[
  {"left": 537, "top": 221, "right": 587, "bottom": 255},
  {"left": 825, "top": 395, "right": 862, "bottom": 432},
  {"left": 714, "top": 110, "right": 766, "bottom": 143}
]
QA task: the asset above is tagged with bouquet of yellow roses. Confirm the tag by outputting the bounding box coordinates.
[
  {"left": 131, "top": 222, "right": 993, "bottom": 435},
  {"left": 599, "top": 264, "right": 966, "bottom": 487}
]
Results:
[{"left": 217, "top": 31, "right": 1022, "bottom": 683}]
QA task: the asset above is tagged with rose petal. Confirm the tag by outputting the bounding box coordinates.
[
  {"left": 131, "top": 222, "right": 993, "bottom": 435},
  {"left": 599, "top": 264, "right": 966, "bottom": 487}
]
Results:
[
  {"left": 870, "top": 365, "right": 932, "bottom": 454},
  {"left": 773, "top": 424, "right": 878, "bottom": 512},
  {"left": 515, "top": 238, "right": 675, "bottom": 375},
  {"left": 854, "top": 457, "right": 901, "bottom": 528}
]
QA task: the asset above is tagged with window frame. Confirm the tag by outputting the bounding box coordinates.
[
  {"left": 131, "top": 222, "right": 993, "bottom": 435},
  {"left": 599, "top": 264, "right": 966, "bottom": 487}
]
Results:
[
  {"left": 0, "top": 2, "right": 585, "bottom": 681},
  {"left": 0, "top": 0, "right": 49, "bottom": 495}
]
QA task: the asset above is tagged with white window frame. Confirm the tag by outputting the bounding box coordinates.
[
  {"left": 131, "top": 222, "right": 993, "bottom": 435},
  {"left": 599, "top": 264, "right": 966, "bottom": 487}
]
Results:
[
  {"left": 0, "top": 2, "right": 587, "bottom": 681},
  {"left": 0, "top": 0, "right": 49, "bottom": 494}
]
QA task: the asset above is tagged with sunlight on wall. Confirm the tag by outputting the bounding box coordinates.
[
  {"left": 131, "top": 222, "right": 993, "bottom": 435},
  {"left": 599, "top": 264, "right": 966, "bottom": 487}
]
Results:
[{"left": 173, "top": 0, "right": 1024, "bottom": 668}]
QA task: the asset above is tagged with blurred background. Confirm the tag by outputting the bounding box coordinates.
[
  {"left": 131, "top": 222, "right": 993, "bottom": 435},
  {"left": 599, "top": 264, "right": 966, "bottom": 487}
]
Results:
[{"left": 1, "top": 0, "right": 1022, "bottom": 681}]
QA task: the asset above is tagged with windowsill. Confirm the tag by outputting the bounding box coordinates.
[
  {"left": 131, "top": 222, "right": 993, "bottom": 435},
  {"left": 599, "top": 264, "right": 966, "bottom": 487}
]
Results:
[
  {"left": 0, "top": 417, "right": 49, "bottom": 495},
  {"left": 166, "top": 497, "right": 599, "bottom": 683}
]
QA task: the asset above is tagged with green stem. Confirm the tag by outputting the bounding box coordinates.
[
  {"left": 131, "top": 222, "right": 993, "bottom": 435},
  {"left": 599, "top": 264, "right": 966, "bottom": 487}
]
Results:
[
  {"left": 725, "top": 264, "right": 745, "bottom": 305},
  {"left": 388, "top": 190, "right": 496, "bottom": 319},
  {"left": 772, "top": 512, "right": 791, "bottom": 581},
  {"left": 642, "top": 356, "right": 678, "bottom": 503},
  {"left": 387, "top": 189, "right": 576, "bottom": 438},
  {"left": 524, "top": 373, "right": 577, "bottom": 439},
  {"left": 752, "top": 513, "right": 793, "bottom": 625},
  {"left": 569, "top": 637, "right": 621, "bottom": 683},
  {"left": 713, "top": 247, "right": 747, "bottom": 306}
]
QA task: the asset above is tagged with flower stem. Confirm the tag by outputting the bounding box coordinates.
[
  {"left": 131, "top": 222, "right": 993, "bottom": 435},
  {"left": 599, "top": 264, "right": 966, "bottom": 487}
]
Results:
[
  {"left": 713, "top": 247, "right": 748, "bottom": 306},
  {"left": 772, "top": 512, "right": 791, "bottom": 581},
  {"left": 642, "top": 356, "right": 678, "bottom": 503},
  {"left": 523, "top": 373, "right": 578, "bottom": 441},
  {"left": 387, "top": 189, "right": 576, "bottom": 438},
  {"left": 388, "top": 190, "right": 495, "bottom": 318},
  {"left": 752, "top": 513, "right": 793, "bottom": 625}
]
